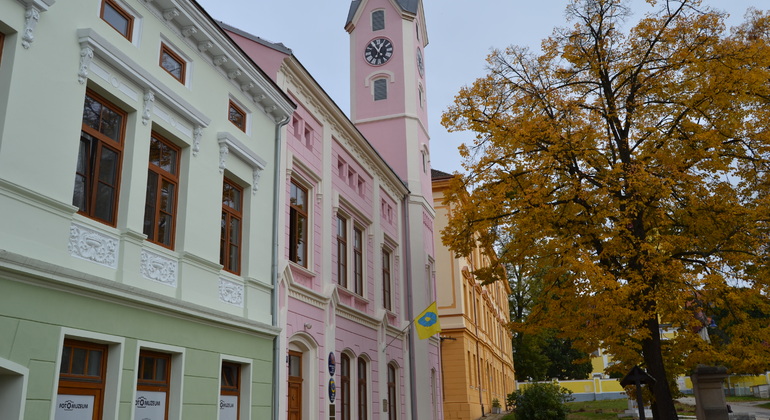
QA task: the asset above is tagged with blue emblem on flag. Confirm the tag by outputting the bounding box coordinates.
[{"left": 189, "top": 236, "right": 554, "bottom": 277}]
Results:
[{"left": 418, "top": 312, "right": 437, "bottom": 327}]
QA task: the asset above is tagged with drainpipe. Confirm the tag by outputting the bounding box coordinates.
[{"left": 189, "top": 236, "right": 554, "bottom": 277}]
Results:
[
  {"left": 272, "top": 116, "right": 290, "bottom": 420},
  {"left": 401, "top": 195, "right": 418, "bottom": 420},
  {"left": 472, "top": 281, "right": 484, "bottom": 416}
]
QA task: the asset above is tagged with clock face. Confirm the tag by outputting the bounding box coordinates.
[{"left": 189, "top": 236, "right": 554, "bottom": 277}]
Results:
[
  {"left": 365, "top": 38, "right": 394, "bottom": 66},
  {"left": 416, "top": 48, "right": 424, "bottom": 76}
]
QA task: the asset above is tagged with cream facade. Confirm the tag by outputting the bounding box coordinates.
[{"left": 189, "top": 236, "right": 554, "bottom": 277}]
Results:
[
  {"left": 0, "top": 0, "right": 292, "bottom": 418},
  {"left": 432, "top": 170, "right": 516, "bottom": 419}
]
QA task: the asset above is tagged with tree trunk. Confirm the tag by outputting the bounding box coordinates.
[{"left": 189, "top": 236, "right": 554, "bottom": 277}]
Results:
[{"left": 641, "top": 315, "right": 679, "bottom": 420}]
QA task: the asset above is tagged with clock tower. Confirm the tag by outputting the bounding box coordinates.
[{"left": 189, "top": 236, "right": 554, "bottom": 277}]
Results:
[{"left": 346, "top": 1, "right": 440, "bottom": 419}]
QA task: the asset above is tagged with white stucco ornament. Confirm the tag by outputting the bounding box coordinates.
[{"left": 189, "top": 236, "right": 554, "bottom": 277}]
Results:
[
  {"left": 68, "top": 223, "right": 118, "bottom": 268},
  {"left": 77, "top": 46, "right": 94, "bottom": 84},
  {"left": 140, "top": 250, "right": 178, "bottom": 287},
  {"left": 219, "top": 278, "right": 244, "bottom": 307}
]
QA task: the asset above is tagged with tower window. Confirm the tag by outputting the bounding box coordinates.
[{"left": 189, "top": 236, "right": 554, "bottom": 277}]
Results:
[
  {"left": 374, "top": 79, "right": 387, "bottom": 101},
  {"left": 372, "top": 10, "right": 385, "bottom": 31}
]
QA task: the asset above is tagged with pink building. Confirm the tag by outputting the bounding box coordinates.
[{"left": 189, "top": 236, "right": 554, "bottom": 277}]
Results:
[{"left": 223, "top": 0, "right": 441, "bottom": 419}]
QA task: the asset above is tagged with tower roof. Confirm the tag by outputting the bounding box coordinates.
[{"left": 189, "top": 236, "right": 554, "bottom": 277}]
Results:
[{"left": 346, "top": 0, "right": 420, "bottom": 27}]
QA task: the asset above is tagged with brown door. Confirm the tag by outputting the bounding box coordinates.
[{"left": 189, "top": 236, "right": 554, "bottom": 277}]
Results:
[{"left": 288, "top": 351, "right": 303, "bottom": 420}]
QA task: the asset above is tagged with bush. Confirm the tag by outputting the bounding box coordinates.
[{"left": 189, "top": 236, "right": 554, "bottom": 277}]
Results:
[{"left": 507, "top": 382, "right": 574, "bottom": 420}]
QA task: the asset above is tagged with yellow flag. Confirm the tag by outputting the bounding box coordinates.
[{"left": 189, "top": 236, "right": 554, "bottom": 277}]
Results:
[{"left": 415, "top": 302, "right": 441, "bottom": 340}]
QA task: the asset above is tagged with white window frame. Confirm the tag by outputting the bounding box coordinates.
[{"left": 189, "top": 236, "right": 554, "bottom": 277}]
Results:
[
  {"left": 53, "top": 328, "right": 125, "bottom": 420},
  {"left": 219, "top": 355, "right": 253, "bottom": 420},
  {"left": 132, "top": 341, "right": 186, "bottom": 420},
  {"left": 0, "top": 358, "right": 29, "bottom": 419}
]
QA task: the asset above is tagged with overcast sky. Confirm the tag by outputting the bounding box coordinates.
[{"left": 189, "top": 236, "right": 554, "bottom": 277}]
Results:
[{"left": 195, "top": 0, "right": 763, "bottom": 174}]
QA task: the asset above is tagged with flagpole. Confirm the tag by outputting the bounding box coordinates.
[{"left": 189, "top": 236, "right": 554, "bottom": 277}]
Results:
[{"left": 382, "top": 320, "right": 414, "bottom": 352}]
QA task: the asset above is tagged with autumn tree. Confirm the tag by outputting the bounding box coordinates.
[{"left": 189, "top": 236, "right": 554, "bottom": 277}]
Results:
[{"left": 441, "top": 1, "right": 770, "bottom": 419}]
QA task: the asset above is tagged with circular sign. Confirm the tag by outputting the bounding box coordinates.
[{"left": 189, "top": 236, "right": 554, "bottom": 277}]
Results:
[
  {"left": 328, "top": 352, "right": 336, "bottom": 376},
  {"left": 329, "top": 378, "right": 337, "bottom": 403}
]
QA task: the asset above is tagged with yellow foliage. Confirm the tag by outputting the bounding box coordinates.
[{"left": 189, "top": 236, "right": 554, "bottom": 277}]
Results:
[{"left": 441, "top": 0, "right": 770, "bottom": 417}]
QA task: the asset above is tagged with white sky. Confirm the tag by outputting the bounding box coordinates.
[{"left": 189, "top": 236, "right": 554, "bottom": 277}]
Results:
[{"left": 195, "top": 0, "right": 763, "bottom": 174}]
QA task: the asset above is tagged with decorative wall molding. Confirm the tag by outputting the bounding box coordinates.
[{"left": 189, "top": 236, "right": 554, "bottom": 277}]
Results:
[
  {"left": 219, "top": 278, "right": 244, "bottom": 307},
  {"left": 76, "top": 28, "right": 211, "bottom": 128},
  {"left": 142, "top": 90, "right": 155, "bottom": 126},
  {"left": 68, "top": 223, "right": 119, "bottom": 268},
  {"left": 140, "top": 249, "right": 178, "bottom": 287},
  {"left": 77, "top": 46, "right": 93, "bottom": 84},
  {"left": 192, "top": 126, "right": 203, "bottom": 156},
  {"left": 21, "top": 5, "right": 39, "bottom": 49},
  {"left": 217, "top": 132, "right": 267, "bottom": 194}
]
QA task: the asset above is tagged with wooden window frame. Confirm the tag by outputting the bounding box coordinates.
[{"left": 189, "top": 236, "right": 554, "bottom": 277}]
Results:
[
  {"left": 387, "top": 364, "right": 397, "bottom": 420},
  {"left": 0, "top": 33, "right": 5, "bottom": 67},
  {"left": 289, "top": 180, "right": 308, "bottom": 267},
  {"left": 382, "top": 249, "right": 392, "bottom": 311},
  {"left": 220, "top": 178, "right": 243, "bottom": 275},
  {"left": 220, "top": 362, "right": 241, "bottom": 420},
  {"left": 143, "top": 132, "right": 180, "bottom": 249},
  {"left": 357, "top": 357, "right": 368, "bottom": 420},
  {"left": 100, "top": 0, "right": 134, "bottom": 41},
  {"left": 74, "top": 89, "right": 126, "bottom": 227},
  {"left": 137, "top": 350, "right": 171, "bottom": 420},
  {"left": 58, "top": 339, "right": 109, "bottom": 420},
  {"left": 159, "top": 43, "right": 186, "bottom": 84},
  {"left": 353, "top": 227, "right": 363, "bottom": 295},
  {"left": 337, "top": 215, "right": 348, "bottom": 288},
  {"left": 228, "top": 100, "right": 246, "bottom": 132},
  {"left": 340, "top": 354, "right": 350, "bottom": 420}
]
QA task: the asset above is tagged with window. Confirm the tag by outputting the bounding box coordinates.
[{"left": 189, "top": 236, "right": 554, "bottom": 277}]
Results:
[
  {"left": 289, "top": 180, "right": 308, "bottom": 267},
  {"left": 220, "top": 362, "right": 241, "bottom": 420},
  {"left": 143, "top": 133, "right": 179, "bottom": 248},
  {"left": 303, "top": 126, "right": 313, "bottom": 148},
  {"left": 337, "top": 215, "right": 348, "bottom": 288},
  {"left": 372, "top": 10, "right": 385, "bottom": 31},
  {"left": 382, "top": 249, "right": 392, "bottom": 311},
  {"left": 160, "top": 44, "right": 185, "bottom": 84},
  {"left": 229, "top": 100, "right": 246, "bottom": 132},
  {"left": 374, "top": 79, "right": 387, "bottom": 101},
  {"left": 0, "top": 33, "right": 5, "bottom": 66},
  {"left": 357, "top": 357, "right": 368, "bottom": 420},
  {"left": 73, "top": 90, "right": 126, "bottom": 226},
  {"left": 220, "top": 179, "right": 243, "bottom": 274},
  {"left": 136, "top": 351, "right": 170, "bottom": 420},
  {"left": 387, "top": 364, "right": 397, "bottom": 420},
  {"left": 100, "top": 0, "right": 133, "bottom": 41},
  {"left": 340, "top": 354, "right": 350, "bottom": 420},
  {"left": 58, "top": 339, "right": 108, "bottom": 420},
  {"left": 353, "top": 227, "right": 363, "bottom": 295}
]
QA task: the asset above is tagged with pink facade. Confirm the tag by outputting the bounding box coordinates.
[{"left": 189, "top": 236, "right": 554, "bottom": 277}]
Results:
[{"left": 223, "top": 0, "right": 441, "bottom": 418}]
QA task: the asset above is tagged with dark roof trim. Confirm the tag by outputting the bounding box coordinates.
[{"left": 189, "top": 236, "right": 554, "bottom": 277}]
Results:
[
  {"left": 346, "top": 0, "right": 419, "bottom": 27},
  {"left": 431, "top": 169, "right": 454, "bottom": 180},
  {"left": 217, "top": 21, "right": 293, "bottom": 55}
]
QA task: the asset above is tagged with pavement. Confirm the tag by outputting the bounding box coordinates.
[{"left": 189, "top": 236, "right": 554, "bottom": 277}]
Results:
[{"left": 677, "top": 397, "right": 770, "bottom": 420}]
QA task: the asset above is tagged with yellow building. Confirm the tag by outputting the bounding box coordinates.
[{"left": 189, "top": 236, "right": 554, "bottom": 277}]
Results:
[{"left": 432, "top": 170, "right": 517, "bottom": 419}]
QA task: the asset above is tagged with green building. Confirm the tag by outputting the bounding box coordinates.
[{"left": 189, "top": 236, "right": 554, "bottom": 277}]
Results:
[{"left": 0, "top": 0, "right": 294, "bottom": 418}]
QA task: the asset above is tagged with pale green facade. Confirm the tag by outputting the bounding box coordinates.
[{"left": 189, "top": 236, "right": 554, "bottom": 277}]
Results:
[{"left": 0, "top": 0, "right": 293, "bottom": 417}]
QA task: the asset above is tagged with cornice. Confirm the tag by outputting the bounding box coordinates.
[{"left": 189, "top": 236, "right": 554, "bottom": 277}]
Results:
[
  {"left": 0, "top": 249, "right": 280, "bottom": 337},
  {"left": 0, "top": 177, "right": 76, "bottom": 219},
  {"left": 140, "top": 0, "right": 294, "bottom": 122}
]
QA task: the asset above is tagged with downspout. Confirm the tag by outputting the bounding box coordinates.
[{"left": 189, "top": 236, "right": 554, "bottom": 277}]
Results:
[
  {"left": 272, "top": 115, "right": 290, "bottom": 420},
  {"left": 473, "top": 282, "right": 484, "bottom": 416},
  {"left": 401, "top": 195, "right": 418, "bottom": 420}
]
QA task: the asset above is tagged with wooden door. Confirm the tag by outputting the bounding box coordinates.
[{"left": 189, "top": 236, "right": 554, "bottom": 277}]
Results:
[{"left": 288, "top": 351, "right": 303, "bottom": 420}]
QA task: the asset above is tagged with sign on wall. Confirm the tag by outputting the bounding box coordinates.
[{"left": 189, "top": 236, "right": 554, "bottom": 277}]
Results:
[
  {"left": 54, "top": 395, "right": 94, "bottom": 420},
  {"left": 135, "top": 391, "right": 166, "bottom": 420},
  {"left": 220, "top": 395, "right": 239, "bottom": 420}
]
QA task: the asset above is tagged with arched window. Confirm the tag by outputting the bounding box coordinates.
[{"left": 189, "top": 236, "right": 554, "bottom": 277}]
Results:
[
  {"left": 372, "top": 10, "right": 385, "bottom": 31},
  {"left": 374, "top": 79, "right": 387, "bottom": 101},
  {"left": 358, "top": 357, "right": 368, "bottom": 420},
  {"left": 387, "top": 363, "right": 398, "bottom": 420},
  {"left": 340, "top": 354, "right": 351, "bottom": 420}
]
